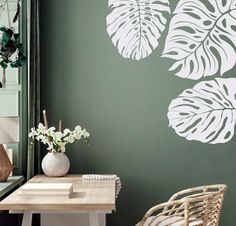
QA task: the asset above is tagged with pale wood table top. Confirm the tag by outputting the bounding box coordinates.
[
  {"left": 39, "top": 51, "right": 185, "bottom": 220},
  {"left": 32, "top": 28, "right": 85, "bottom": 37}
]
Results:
[{"left": 0, "top": 175, "right": 116, "bottom": 211}]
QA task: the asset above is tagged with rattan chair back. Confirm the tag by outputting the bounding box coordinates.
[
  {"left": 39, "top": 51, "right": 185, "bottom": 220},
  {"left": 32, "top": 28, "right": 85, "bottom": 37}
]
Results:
[{"left": 138, "top": 184, "right": 227, "bottom": 226}]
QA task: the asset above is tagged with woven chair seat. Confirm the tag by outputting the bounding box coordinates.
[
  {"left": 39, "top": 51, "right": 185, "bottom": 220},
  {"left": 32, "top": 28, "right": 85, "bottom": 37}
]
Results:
[
  {"left": 135, "top": 215, "right": 202, "bottom": 226},
  {"left": 136, "top": 185, "right": 227, "bottom": 226}
]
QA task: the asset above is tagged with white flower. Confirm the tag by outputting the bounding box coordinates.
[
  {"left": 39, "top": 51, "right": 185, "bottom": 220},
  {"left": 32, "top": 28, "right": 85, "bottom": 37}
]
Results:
[
  {"left": 61, "top": 147, "right": 66, "bottom": 152},
  {"left": 41, "top": 137, "right": 48, "bottom": 144},
  {"left": 47, "top": 143, "right": 54, "bottom": 151},
  {"left": 63, "top": 129, "right": 70, "bottom": 136},
  {"left": 55, "top": 131, "right": 62, "bottom": 140},
  {"left": 29, "top": 122, "right": 89, "bottom": 153},
  {"left": 73, "top": 133, "right": 81, "bottom": 140},
  {"left": 82, "top": 129, "right": 90, "bottom": 138},
  {"left": 63, "top": 134, "right": 74, "bottom": 143},
  {"left": 37, "top": 123, "right": 48, "bottom": 134},
  {"left": 29, "top": 128, "right": 37, "bottom": 138},
  {"left": 29, "top": 132, "right": 33, "bottom": 138},
  {"left": 58, "top": 142, "right": 66, "bottom": 152},
  {"left": 68, "top": 136, "right": 75, "bottom": 143},
  {"left": 48, "top": 126, "right": 56, "bottom": 131},
  {"left": 75, "top": 125, "right": 81, "bottom": 131},
  {"left": 38, "top": 123, "right": 45, "bottom": 130}
]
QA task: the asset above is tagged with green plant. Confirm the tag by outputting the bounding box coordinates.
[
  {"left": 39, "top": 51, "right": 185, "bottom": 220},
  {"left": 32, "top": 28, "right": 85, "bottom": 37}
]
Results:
[
  {"left": 29, "top": 123, "right": 90, "bottom": 153},
  {"left": 0, "top": 26, "right": 26, "bottom": 87}
]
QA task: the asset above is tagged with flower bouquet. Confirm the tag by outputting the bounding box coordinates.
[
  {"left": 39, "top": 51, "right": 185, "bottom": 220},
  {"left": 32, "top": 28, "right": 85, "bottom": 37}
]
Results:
[
  {"left": 29, "top": 122, "right": 90, "bottom": 153},
  {"left": 29, "top": 110, "right": 90, "bottom": 177}
]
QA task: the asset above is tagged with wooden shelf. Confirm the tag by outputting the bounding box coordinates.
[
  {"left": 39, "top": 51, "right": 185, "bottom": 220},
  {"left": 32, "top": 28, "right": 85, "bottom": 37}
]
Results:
[{"left": 0, "top": 176, "right": 24, "bottom": 199}]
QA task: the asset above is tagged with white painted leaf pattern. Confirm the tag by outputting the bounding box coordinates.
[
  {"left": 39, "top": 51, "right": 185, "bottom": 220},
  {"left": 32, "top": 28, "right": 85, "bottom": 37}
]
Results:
[
  {"left": 168, "top": 78, "right": 236, "bottom": 144},
  {"left": 106, "top": 0, "right": 170, "bottom": 60},
  {"left": 162, "top": 0, "right": 236, "bottom": 80}
]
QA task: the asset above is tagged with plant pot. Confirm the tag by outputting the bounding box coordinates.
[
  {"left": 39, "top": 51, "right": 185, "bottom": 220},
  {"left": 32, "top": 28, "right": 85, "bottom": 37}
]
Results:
[{"left": 41, "top": 152, "right": 70, "bottom": 177}]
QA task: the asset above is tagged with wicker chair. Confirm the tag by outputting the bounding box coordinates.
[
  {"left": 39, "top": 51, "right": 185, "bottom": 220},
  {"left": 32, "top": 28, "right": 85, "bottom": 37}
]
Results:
[{"left": 136, "top": 184, "right": 227, "bottom": 226}]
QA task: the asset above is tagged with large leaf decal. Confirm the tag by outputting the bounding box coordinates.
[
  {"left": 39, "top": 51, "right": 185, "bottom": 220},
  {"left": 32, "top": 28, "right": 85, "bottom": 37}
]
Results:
[
  {"left": 162, "top": 0, "right": 236, "bottom": 80},
  {"left": 106, "top": 0, "right": 170, "bottom": 60},
  {"left": 168, "top": 78, "right": 236, "bottom": 144}
]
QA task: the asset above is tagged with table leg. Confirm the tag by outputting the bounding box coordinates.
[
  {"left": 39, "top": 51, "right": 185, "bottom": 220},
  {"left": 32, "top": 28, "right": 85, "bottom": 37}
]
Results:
[
  {"left": 21, "top": 211, "right": 32, "bottom": 226},
  {"left": 100, "top": 214, "right": 106, "bottom": 226},
  {"left": 89, "top": 211, "right": 99, "bottom": 226}
]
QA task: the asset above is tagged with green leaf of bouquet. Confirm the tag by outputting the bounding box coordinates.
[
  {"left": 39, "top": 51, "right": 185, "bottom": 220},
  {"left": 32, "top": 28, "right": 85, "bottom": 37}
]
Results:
[
  {"left": 0, "top": 27, "right": 7, "bottom": 32},
  {"left": 13, "top": 33, "right": 20, "bottom": 43},
  {"left": 17, "top": 43, "right": 24, "bottom": 52},
  {"left": 5, "top": 28, "right": 13, "bottom": 36},
  {"left": 2, "top": 32, "right": 11, "bottom": 43},
  {"left": 20, "top": 58, "right": 27, "bottom": 65},
  {"left": 10, "top": 61, "right": 18, "bottom": 68},
  {"left": 0, "top": 60, "right": 8, "bottom": 69},
  {"left": 10, "top": 56, "right": 26, "bottom": 68},
  {"left": 0, "top": 27, "right": 27, "bottom": 69}
]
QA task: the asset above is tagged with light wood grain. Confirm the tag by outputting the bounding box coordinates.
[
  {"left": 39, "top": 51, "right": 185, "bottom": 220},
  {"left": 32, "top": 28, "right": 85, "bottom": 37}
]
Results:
[
  {"left": 17, "top": 183, "right": 73, "bottom": 198},
  {"left": 0, "top": 175, "right": 116, "bottom": 211}
]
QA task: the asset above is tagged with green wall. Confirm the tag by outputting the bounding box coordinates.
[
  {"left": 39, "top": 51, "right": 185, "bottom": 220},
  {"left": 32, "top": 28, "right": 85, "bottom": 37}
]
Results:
[{"left": 40, "top": 1, "right": 236, "bottom": 225}]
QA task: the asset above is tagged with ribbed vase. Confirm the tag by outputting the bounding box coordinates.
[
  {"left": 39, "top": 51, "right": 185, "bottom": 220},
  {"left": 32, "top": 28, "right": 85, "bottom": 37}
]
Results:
[{"left": 41, "top": 152, "right": 70, "bottom": 177}]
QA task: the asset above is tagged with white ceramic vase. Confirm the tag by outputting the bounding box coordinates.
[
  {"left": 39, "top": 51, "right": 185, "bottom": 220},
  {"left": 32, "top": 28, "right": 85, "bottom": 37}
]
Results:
[{"left": 41, "top": 152, "right": 70, "bottom": 177}]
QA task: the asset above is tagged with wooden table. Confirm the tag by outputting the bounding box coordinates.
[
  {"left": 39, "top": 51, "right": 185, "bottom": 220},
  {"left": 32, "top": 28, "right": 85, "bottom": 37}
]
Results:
[{"left": 0, "top": 175, "right": 116, "bottom": 226}]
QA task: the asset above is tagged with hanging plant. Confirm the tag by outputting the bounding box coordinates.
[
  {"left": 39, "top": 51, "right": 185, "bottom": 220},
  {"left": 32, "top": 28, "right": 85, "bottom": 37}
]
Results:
[
  {"left": 0, "top": 26, "right": 26, "bottom": 87},
  {"left": 0, "top": 0, "right": 26, "bottom": 88}
]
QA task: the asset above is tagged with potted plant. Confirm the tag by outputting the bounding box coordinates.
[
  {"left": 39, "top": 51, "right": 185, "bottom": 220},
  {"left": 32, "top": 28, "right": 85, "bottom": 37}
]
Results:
[
  {"left": 0, "top": 26, "right": 26, "bottom": 87},
  {"left": 29, "top": 111, "right": 90, "bottom": 177}
]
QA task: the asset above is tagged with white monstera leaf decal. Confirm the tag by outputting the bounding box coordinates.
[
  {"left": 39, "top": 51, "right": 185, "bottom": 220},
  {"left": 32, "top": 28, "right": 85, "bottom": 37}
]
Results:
[
  {"left": 106, "top": 0, "right": 170, "bottom": 60},
  {"left": 162, "top": 0, "right": 236, "bottom": 80},
  {"left": 168, "top": 78, "right": 236, "bottom": 144}
]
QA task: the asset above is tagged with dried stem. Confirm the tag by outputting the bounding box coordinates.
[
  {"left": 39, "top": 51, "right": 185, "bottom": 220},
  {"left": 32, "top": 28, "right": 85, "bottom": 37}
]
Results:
[
  {"left": 58, "top": 120, "right": 62, "bottom": 132},
  {"left": 42, "top": 110, "right": 49, "bottom": 129}
]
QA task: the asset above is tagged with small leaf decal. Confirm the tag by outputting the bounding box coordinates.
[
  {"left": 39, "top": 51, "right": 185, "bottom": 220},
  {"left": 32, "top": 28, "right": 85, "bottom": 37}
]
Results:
[
  {"left": 162, "top": 0, "right": 236, "bottom": 80},
  {"left": 106, "top": 0, "right": 170, "bottom": 60},
  {"left": 168, "top": 78, "right": 236, "bottom": 144}
]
